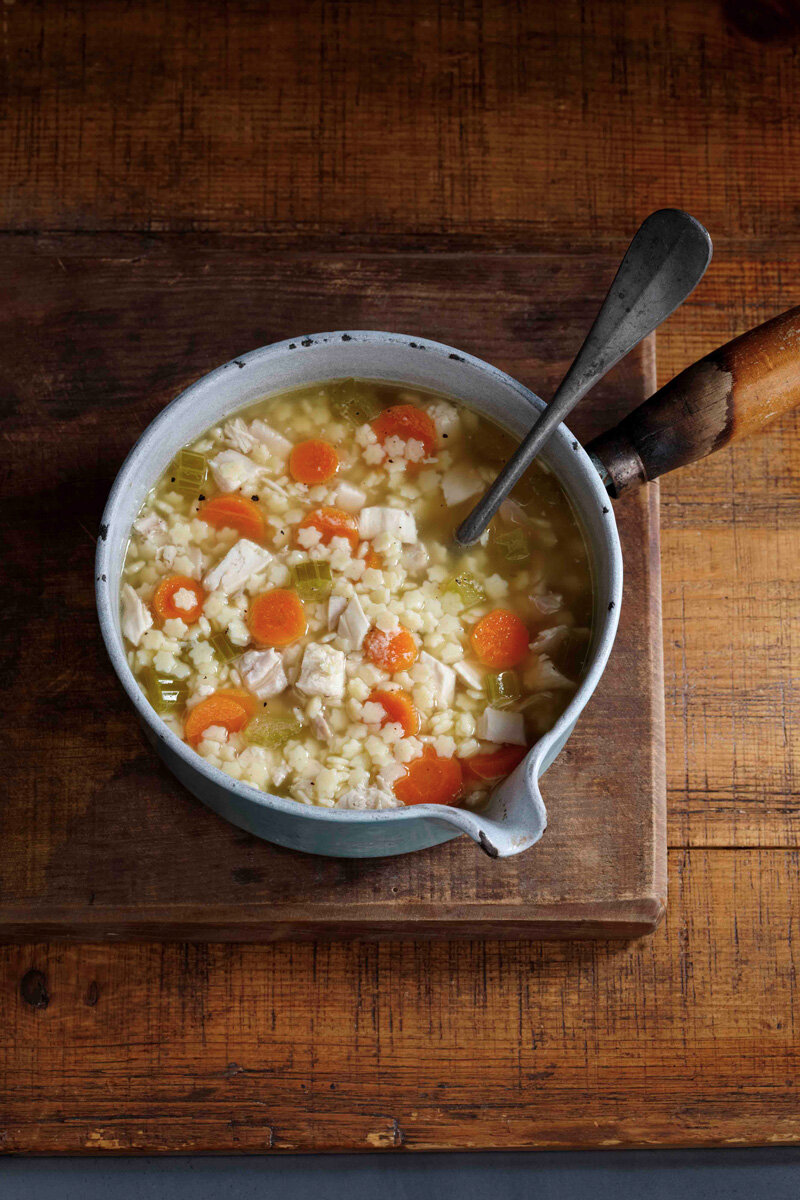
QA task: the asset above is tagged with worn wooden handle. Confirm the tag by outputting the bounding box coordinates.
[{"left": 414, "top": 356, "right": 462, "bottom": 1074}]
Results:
[{"left": 587, "top": 305, "right": 800, "bottom": 496}]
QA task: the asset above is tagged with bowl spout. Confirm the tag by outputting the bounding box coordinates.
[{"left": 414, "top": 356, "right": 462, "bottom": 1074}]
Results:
[{"left": 429, "top": 759, "right": 548, "bottom": 858}]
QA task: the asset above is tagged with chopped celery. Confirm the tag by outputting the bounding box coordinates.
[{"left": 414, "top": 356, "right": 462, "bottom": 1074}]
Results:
[
  {"left": 245, "top": 714, "right": 304, "bottom": 749},
  {"left": 484, "top": 670, "right": 521, "bottom": 709},
  {"left": 291, "top": 559, "right": 333, "bottom": 600},
  {"left": 329, "top": 378, "right": 382, "bottom": 425},
  {"left": 143, "top": 667, "right": 189, "bottom": 714},
  {"left": 442, "top": 572, "right": 486, "bottom": 608},
  {"left": 169, "top": 449, "right": 207, "bottom": 496},
  {"left": 495, "top": 528, "right": 531, "bottom": 564},
  {"left": 209, "top": 631, "right": 240, "bottom": 664}
]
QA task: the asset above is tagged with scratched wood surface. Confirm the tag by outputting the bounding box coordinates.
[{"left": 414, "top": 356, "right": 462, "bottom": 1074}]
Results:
[
  {"left": 0, "top": 238, "right": 664, "bottom": 942},
  {"left": 2, "top": 0, "right": 800, "bottom": 1153}
]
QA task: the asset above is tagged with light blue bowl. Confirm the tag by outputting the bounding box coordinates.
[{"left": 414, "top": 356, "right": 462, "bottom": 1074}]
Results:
[{"left": 96, "top": 332, "right": 622, "bottom": 858}]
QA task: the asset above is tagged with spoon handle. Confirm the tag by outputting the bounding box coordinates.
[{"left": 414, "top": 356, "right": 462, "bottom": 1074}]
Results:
[{"left": 454, "top": 208, "right": 712, "bottom": 548}]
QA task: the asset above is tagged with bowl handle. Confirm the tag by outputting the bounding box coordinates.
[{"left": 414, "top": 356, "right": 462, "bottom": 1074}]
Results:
[
  {"left": 428, "top": 758, "right": 548, "bottom": 858},
  {"left": 587, "top": 305, "right": 800, "bottom": 496}
]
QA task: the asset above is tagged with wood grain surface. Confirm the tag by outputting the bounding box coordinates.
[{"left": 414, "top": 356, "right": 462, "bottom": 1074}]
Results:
[
  {"left": 0, "top": 239, "right": 664, "bottom": 942},
  {"left": 2, "top": 0, "right": 800, "bottom": 1154}
]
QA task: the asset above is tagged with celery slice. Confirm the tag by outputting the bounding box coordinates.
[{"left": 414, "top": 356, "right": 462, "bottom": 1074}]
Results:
[
  {"left": 495, "top": 528, "right": 531, "bottom": 563},
  {"left": 442, "top": 572, "right": 486, "bottom": 608},
  {"left": 208, "top": 631, "right": 240, "bottom": 664},
  {"left": 169, "top": 449, "right": 207, "bottom": 496},
  {"left": 484, "top": 670, "right": 521, "bottom": 708},
  {"left": 329, "top": 378, "right": 382, "bottom": 425},
  {"left": 291, "top": 559, "right": 333, "bottom": 600},
  {"left": 245, "top": 714, "right": 304, "bottom": 749},
  {"left": 143, "top": 667, "right": 189, "bottom": 714}
]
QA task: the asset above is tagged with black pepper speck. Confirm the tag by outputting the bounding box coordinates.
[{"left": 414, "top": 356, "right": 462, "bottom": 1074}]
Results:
[{"left": 341, "top": 334, "right": 352, "bottom": 342}]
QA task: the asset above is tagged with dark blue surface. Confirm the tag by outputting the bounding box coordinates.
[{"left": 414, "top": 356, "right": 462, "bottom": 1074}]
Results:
[{"left": 3, "top": 1150, "right": 800, "bottom": 1199}]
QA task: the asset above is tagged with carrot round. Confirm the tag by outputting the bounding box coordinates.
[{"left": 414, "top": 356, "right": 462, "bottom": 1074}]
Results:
[
  {"left": 184, "top": 690, "right": 256, "bottom": 746},
  {"left": 462, "top": 744, "right": 527, "bottom": 782},
  {"left": 371, "top": 405, "right": 436, "bottom": 459},
  {"left": 368, "top": 689, "right": 420, "bottom": 736},
  {"left": 198, "top": 495, "right": 267, "bottom": 542},
  {"left": 296, "top": 507, "right": 359, "bottom": 551},
  {"left": 394, "top": 746, "right": 463, "bottom": 807},
  {"left": 470, "top": 608, "right": 529, "bottom": 669},
  {"left": 248, "top": 588, "right": 307, "bottom": 647},
  {"left": 152, "top": 575, "right": 205, "bottom": 624},
  {"left": 289, "top": 439, "right": 340, "bottom": 484},
  {"left": 363, "top": 625, "right": 418, "bottom": 672}
]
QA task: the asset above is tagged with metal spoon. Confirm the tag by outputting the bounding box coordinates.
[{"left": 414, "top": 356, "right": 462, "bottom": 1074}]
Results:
[{"left": 454, "top": 208, "right": 713, "bottom": 548}]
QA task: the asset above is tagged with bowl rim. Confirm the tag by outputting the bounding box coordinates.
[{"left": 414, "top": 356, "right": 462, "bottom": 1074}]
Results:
[{"left": 95, "top": 329, "right": 623, "bottom": 827}]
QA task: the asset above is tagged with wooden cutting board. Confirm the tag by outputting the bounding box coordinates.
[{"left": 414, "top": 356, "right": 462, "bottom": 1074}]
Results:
[{"left": 0, "top": 235, "right": 665, "bottom": 941}]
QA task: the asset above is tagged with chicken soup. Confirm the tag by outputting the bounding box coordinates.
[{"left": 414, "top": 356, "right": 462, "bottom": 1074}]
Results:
[{"left": 120, "top": 381, "right": 593, "bottom": 810}]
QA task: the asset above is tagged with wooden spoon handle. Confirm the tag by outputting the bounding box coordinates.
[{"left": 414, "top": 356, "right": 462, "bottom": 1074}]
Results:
[{"left": 587, "top": 305, "right": 800, "bottom": 496}]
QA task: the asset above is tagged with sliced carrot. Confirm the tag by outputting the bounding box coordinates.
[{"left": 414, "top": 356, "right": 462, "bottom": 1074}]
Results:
[
  {"left": 470, "top": 608, "right": 529, "bottom": 669},
  {"left": 394, "top": 746, "right": 463, "bottom": 807},
  {"left": 198, "top": 494, "right": 267, "bottom": 542},
  {"left": 462, "top": 744, "right": 527, "bottom": 782},
  {"left": 152, "top": 575, "right": 205, "bottom": 624},
  {"left": 368, "top": 689, "right": 420, "bottom": 736},
  {"left": 184, "top": 690, "right": 256, "bottom": 746},
  {"left": 289, "top": 439, "right": 340, "bottom": 484},
  {"left": 248, "top": 588, "right": 307, "bottom": 647},
  {"left": 296, "top": 506, "right": 359, "bottom": 551},
  {"left": 363, "top": 625, "right": 418, "bottom": 672},
  {"left": 371, "top": 405, "right": 436, "bottom": 460},
  {"left": 364, "top": 548, "right": 382, "bottom": 570}
]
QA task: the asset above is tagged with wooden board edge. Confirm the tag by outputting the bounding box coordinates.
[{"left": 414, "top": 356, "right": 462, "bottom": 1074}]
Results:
[{"left": 0, "top": 896, "right": 666, "bottom": 943}]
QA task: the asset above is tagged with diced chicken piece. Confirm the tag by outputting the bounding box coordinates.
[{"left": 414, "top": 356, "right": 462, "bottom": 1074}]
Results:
[
  {"left": 271, "top": 762, "right": 290, "bottom": 787},
  {"left": 209, "top": 450, "right": 262, "bottom": 494},
  {"left": 358, "top": 506, "right": 417, "bottom": 543},
  {"left": 426, "top": 400, "right": 462, "bottom": 444},
  {"left": 239, "top": 649, "right": 288, "bottom": 700},
  {"left": 203, "top": 538, "right": 272, "bottom": 594},
  {"left": 419, "top": 650, "right": 456, "bottom": 708},
  {"left": 333, "top": 481, "right": 367, "bottom": 513},
  {"left": 312, "top": 713, "right": 333, "bottom": 743},
  {"left": 336, "top": 784, "right": 400, "bottom": 810},
  {"left": 499, "top": 498, "right": 529, "bottom": 526},
  {"left": 442, "top": 465, "right": 484, "bottom": 507},
  {"left": 260, "top": 477, "right": 290, "bottom": 502},
  {"left": 223, "top": 417, "right": 257, "bottom": 453},
  {"left": 402, "top": 543, "right": 429, "bottom": 574},
  {"left": 477, "top": 707, "right": 526, "bottom": 746},
  {"left": 531, "top": 625, "right": 571, "bottom": 655},
  {"left": 454, "top": 660, "right": 484, "bottom": 690},
  {"left": 155, "top": 544, "right": 178, "bottom": 571},
  {"left": 133, "top": 513, "right": 167, "bottom": 542},
  {"left": 296, "top": 643, "right": 346, "bottom": 701},
  {"left": 250, "top": 420, "right": 292, "bottom": 459},
  {"left": 530, "top": 591, "right": 563, "bottom": 616},
  {"left": 526, "top": 654, "right": 576, "bottom": 692},
  {"left": 327, "top": 594, "right": 348, "bottom": 630},
  {"left": 337, "top": 595, "right": 370, "bottom": 651},
  {"left": 121, "top": 583, "right": 153, "bottom": 647}
]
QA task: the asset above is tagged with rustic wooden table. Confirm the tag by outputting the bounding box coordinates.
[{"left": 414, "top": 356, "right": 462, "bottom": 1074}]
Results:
[{"left": 2, "top": 0, "right": 800, "bottom": 1152}]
